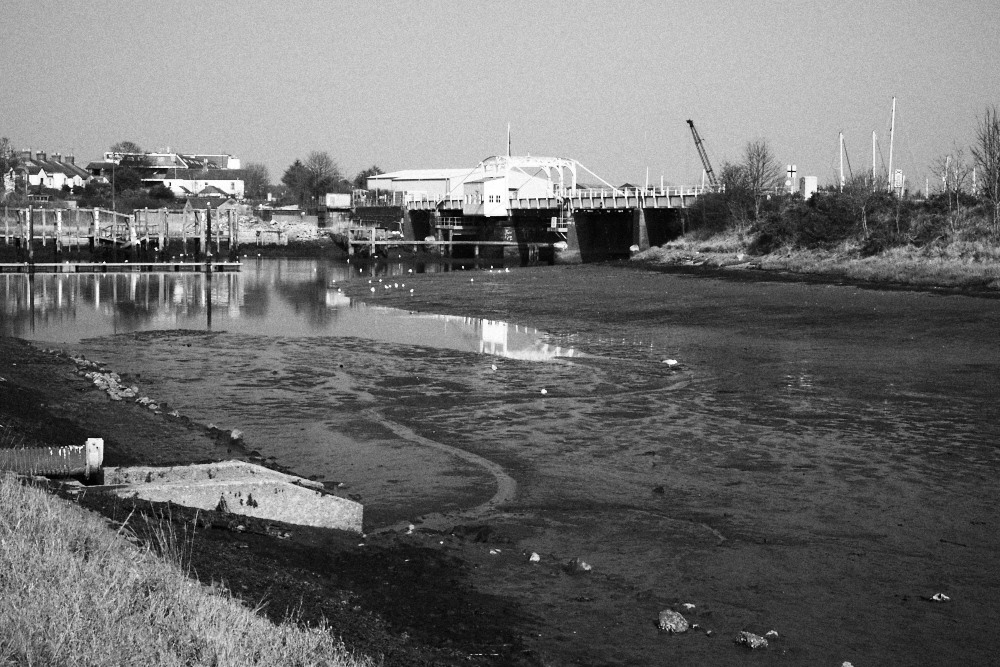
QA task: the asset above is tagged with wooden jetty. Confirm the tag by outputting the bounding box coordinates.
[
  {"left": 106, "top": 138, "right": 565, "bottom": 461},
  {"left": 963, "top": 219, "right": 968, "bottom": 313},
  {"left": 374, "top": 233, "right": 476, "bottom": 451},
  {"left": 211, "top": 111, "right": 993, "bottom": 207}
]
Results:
[
  {"left": 0, "top": 205, "right": 244, "bottom": 264},
  {"left": 0, "top": 261, "right": 241, "bottom": 274}
]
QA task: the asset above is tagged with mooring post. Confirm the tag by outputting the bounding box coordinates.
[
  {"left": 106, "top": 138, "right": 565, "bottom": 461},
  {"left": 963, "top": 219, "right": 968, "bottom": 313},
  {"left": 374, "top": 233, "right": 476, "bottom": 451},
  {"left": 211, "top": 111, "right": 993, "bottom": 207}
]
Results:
[
  {"left": 27, "top": 205, "right": 34, "bottom": 265},
  {"left": 205, "top": 207, "right": 213, "bottom": 265},
  {"left": 55, "top": 209, "right": 63, "bottom": 261},
  {"left": 4, "top": 205, "right": 9, "bottom": 245}
]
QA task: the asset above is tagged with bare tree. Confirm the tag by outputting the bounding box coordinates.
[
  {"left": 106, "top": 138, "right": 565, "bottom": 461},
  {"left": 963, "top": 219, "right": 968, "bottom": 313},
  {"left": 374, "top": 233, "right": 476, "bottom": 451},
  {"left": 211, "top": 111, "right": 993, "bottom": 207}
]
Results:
[
  {"left": 741, "top": 140, "right": 783, "bottom": 220},
  {"left": 972, "top": 105, "right": 1000, "bottom": 230},
  {"left": 303, "top": 151, "right": 342, "bottom": 203},
  {"left": 933, "top": 145, "right": 974, "bottom": 214}
]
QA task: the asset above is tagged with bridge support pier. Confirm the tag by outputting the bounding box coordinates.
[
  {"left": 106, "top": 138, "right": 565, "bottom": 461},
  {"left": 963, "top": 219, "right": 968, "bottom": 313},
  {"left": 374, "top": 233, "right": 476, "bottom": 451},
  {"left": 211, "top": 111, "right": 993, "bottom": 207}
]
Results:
[{"left": 632, "top": 207, "right": 650, "bottom": 252}]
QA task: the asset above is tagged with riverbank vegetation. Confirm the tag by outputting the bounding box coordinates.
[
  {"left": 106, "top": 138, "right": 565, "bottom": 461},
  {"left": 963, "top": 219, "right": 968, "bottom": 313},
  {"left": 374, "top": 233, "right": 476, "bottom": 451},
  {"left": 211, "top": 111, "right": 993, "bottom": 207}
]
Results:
[
  {"left": 640, "top": 106, "right": 1000, "bottom": 290},
  {"left": 0, "top": 474, "right": 372, "bottom": 667}
]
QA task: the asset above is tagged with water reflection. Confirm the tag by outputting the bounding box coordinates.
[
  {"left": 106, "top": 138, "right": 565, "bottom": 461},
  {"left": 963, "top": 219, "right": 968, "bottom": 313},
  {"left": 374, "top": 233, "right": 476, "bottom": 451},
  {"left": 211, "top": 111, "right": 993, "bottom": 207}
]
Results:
[{"left": 0, "top": 258, "right": 575, "bottom": 361}]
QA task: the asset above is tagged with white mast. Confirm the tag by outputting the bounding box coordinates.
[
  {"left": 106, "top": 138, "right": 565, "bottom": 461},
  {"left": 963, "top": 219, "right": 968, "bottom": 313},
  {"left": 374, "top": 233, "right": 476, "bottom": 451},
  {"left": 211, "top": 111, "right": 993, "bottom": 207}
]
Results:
[
  {"left": 872, "top": 130, "right": 877, "bottom": 191},
  {"left": 887, "top": 96, "right": 896, "bottom": 193},
  {"left": 839, "top": 131, "right": 845, "bottom": 192}
]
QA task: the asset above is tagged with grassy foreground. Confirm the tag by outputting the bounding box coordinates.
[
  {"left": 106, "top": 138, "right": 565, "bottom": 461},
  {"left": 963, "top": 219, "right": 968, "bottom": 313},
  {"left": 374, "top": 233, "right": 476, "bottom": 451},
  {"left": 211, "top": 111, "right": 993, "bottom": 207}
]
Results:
[
  {"left": 0, "top": 474, "right": 373, "bottom": 667},
  {"left": 635, "top": 231, "right": 1000, "bottom": 291}
]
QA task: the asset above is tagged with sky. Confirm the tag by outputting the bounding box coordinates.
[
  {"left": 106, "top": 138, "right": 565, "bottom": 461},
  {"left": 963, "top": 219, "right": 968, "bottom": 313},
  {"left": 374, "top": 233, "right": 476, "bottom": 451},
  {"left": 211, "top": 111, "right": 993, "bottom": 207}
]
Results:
[{"left": 3, "top": 0, "right": 999, "bottom": 192}]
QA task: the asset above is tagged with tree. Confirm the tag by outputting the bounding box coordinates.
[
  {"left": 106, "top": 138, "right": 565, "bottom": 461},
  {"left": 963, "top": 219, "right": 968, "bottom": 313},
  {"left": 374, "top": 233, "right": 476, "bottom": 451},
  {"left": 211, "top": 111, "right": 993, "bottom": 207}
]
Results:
[
  {"left": 353, "top": 165, "right": 384, "bottom": 190},
  {"left": 282, "top": 152, "right": 344, "bottom": 206},
  {"left": 281, "top": 159, "right": 310, "bottom": 206},
  {"left": 0, "top": 137, "right": 19, "bottom": 173},
  {"left": 243, "top": 162, "right": 271, "bottom": 200},
  {"left": 110, "top": 140, "right": 143, "bottom": 155},
  {"left": 972, "top": 105, "right": 1000, "bottom": 230},
  {"left": 303, "top": 151, "right": 342, "bottom": 203},
  {"left": 932, "top": 145, "right": 974, "bottom": 213},
  {"left": 740, "top": 140, "right": 783, "bottom": 220},
  {"left": 0, "top": 138, "right": 19, "bottom": 200}
]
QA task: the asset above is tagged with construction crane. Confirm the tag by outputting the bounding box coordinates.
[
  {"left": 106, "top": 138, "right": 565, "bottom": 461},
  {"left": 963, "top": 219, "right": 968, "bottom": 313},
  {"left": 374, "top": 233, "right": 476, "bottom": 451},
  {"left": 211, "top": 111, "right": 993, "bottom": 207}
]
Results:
[{"left": 686, "top": 119, "right": 718, "bottom": 187}]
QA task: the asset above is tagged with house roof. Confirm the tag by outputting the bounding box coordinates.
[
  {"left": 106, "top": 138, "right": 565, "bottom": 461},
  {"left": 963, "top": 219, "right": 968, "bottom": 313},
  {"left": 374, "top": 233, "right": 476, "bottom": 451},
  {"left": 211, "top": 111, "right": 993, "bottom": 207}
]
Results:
[{"left": 371, "top": 168, "right": 475, "bottom": 182}]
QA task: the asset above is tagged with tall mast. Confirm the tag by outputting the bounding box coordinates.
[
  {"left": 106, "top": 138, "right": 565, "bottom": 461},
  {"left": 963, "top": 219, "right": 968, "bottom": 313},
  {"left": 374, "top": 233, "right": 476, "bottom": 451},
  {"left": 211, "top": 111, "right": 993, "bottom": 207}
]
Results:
[
  {"left": 839, "top": 131, "right": 845, "bottom": 192},
  {"left": 872, "top": 130, "right": 877, "bottom": 190},
  {"left": 887, "top": 97, "right": 896, "bottom": 193}
]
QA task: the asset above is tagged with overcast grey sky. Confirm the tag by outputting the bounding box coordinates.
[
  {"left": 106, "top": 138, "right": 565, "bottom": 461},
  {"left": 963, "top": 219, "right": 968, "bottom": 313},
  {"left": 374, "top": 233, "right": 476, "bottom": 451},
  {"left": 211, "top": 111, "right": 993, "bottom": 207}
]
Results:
[{"left": 3, "top": 1, "right": 998, "bottom": 190}]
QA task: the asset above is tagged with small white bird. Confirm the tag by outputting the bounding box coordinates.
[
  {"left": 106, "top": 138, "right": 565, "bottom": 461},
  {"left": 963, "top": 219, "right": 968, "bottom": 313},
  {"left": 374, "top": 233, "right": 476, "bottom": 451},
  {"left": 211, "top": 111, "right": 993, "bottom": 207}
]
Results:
[{"left": 540, "top": 388, "right": 548, "bottom": 395}]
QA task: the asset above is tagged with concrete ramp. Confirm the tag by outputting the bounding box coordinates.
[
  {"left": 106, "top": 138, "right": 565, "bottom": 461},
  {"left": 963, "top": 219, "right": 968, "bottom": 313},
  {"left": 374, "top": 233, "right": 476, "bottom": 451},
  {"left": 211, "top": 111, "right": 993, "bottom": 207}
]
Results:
[{"left": 99, "top": 461, "right": 363, "bottom": 533}]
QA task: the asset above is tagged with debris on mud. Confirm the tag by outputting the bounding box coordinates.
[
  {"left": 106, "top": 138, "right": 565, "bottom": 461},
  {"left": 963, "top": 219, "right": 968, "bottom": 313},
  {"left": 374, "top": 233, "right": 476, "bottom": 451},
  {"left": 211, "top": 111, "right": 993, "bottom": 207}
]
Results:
[
  {"left": 735, "top": 631, "right": 769, "bottom": 649},
  {"left": 657, "top": 610, "right": 689, "bottom": 633},
  {"left": 563, "top": 557, "right": 592, "bottom": 575}
]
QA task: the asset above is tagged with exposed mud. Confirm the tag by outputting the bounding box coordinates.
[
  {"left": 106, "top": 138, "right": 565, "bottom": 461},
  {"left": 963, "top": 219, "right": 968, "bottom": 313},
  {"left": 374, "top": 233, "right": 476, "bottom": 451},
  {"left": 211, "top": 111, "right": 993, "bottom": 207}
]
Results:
[{"left": 5, "top": 261, "right": 1000, "bottom": 665}]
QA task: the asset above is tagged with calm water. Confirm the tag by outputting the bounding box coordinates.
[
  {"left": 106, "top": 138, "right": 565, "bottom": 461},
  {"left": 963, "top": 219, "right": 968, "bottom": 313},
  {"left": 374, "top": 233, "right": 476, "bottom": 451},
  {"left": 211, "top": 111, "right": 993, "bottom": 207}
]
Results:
[{"left": 0, "top": 258, "right": 575, "bottom": 360}]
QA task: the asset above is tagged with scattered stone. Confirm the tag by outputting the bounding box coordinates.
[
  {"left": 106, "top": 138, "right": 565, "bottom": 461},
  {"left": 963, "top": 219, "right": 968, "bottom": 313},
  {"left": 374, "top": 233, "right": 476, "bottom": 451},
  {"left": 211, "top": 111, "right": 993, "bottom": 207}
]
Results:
[
  {"left": 681, "top": 603, "right": 696, "bottom": 611},
  {"left": 230, "top": 429, "right": 244, "bottom": 443},
  {"left": 563, "top": 557, "right": 592, "bottom": 574},
  {"left": 765, "top": 630, "right": 779, "bottom": 639},
  {"left": 540, "top": 388, "right": 548, "bottom": 395},
  {"left": 657, "top": 610, "right": 689, "bottom": 633},
  {"left": 662, "top": 359, "right": 679, "bottom": 366},
  {"left": 735, "top": 631, "right": 768, "bottom": 650},
  {"left": 930, "top": 592, "right": 951, "bottom": 602},
  {"left": 489, "top": 548, "right": 501, "bottom": 555},
  {"left": 529, "top": 552, "right": 541, "bottom": 563}
]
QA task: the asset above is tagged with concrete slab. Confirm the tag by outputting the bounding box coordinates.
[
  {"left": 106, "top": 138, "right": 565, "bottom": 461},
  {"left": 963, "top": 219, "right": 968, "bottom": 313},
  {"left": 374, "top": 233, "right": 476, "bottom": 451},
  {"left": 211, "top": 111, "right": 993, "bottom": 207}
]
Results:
[{"left": 96, "top": 461, "right": 362, "bottom": 533}]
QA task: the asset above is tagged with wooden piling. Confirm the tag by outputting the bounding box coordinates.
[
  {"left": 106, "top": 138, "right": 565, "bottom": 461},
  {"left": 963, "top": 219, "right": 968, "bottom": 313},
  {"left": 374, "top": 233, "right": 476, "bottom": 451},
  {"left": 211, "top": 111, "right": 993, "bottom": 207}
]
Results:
[
  {"left": 27, "top": 206, "right": 34, "bottom": 264},
  {"left": 55, "top": 209, "right": 63, "bottom": 261}
]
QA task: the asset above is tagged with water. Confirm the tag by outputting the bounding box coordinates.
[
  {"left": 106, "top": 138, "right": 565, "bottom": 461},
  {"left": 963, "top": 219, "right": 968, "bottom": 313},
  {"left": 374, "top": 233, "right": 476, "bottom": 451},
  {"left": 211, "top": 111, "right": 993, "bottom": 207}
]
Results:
[{"left": 0, "top": 258, "right": 575, "bottom": 360}]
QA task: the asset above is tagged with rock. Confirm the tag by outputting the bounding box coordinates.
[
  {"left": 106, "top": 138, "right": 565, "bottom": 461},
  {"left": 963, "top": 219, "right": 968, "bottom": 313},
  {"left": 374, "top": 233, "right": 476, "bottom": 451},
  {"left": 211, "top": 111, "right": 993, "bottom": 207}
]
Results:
[
  {"left": 735, "top": 631, "right": 768, "bottom": 649},
  {"left": 215, "top": 495, "right": 230, "bottom": 513},
  {"left": 563, "top": 557, "right": 592, "bottom": 574},
  {"left": 657, "top": 610, "right": 689, "bottom": 633},
  {"left": 529, "top": 552, "right": 541, "bottom": 563},
  {"left": 765, "top": 630, "right": 779, "bottom": 639},
  {"left": 930, "top": 592, "right": 951, "bottom": 602},
  {"left": 230, "top": 429, "right": 244, "bottom": 443}
]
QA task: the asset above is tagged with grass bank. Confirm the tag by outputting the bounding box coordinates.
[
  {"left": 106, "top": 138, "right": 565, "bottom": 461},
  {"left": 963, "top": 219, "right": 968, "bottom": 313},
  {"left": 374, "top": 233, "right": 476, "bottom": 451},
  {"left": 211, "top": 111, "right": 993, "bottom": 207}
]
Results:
[
  {"left": 0, "top": 474, "right": 373, "bottom": 667},
  {"left": 635, "top": 231, "right": 1000, "bottom": 291}
]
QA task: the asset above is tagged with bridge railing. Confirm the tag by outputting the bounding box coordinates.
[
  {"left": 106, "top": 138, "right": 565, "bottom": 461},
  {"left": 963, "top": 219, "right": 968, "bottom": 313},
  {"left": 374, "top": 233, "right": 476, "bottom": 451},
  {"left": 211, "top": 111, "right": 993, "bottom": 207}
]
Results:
[{"left": 564, "top": 185, "right": 719, "bottom": 199}]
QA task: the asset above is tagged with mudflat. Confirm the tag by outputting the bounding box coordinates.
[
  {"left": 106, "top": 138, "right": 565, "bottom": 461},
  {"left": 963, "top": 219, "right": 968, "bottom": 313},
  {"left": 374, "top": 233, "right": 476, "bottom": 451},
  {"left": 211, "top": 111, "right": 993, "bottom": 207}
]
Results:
[{"left": 5, "top": 261, "right": 1000, "bottom": 665}]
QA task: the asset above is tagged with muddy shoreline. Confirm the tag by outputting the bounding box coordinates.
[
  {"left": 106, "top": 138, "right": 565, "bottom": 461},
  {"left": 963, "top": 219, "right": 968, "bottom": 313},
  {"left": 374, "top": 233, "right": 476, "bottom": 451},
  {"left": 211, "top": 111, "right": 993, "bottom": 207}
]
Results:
[{"left": 4, "top": 261, "right": 1000, "bottom": 665}]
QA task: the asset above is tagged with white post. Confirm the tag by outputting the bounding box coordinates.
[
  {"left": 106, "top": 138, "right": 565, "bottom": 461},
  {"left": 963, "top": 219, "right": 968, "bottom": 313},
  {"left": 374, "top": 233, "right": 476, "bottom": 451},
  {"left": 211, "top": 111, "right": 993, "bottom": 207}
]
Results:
[{"left": 887, "top": 96, "right": 896, "bottom": 193}]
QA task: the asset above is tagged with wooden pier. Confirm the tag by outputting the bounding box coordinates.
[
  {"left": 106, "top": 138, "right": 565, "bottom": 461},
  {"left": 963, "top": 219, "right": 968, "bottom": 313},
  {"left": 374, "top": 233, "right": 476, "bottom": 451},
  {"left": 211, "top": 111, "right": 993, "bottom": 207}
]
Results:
[
  {"left": 0, "top": 261, "right": 241, "bottom": 274},
  {"left": 0, "top": 205, "right": 244, "bottom": 263}
]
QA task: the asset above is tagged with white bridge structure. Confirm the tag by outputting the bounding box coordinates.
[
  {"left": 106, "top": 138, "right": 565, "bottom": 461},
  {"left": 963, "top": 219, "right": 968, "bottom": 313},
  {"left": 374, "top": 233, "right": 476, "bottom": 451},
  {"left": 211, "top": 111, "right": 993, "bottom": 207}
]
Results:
[
  {"left": 365, "top": 155, "right": 712, "bottom": 216},
  {"left": 356, "top": 154, "right": 715, "bottom": 262}
]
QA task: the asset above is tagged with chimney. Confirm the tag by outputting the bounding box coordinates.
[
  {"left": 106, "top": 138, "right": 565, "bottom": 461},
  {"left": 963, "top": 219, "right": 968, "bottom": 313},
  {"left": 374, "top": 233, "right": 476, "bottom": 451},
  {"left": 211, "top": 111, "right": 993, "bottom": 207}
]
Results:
[
  {"left": 53, "top": 153, "right": 62, "bottom": 162},
  {"left": 37, "top": 151, "right": 47, "bottom": 161},
  {"left": 67, "top": 155, "right": 75, "bottom": 165},
  {"left": 21, "top": 149, "right": 32, "bottom": 160}
]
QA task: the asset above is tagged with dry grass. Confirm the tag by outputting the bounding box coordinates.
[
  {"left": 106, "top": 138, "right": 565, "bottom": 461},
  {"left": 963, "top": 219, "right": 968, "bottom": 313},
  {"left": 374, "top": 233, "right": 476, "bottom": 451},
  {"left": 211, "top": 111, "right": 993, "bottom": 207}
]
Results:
[
  {"left": 0, "top": 474, "right": 375, "bottom": 667},
  {"left": 636, "top": 232, "right": 1000, "bottom": 290}
]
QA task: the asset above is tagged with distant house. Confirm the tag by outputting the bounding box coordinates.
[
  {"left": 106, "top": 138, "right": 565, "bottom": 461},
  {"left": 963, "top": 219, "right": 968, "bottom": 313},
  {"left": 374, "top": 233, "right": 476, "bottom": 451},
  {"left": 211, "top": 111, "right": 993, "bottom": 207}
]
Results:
[
  {"left": 87, "top": 150, "right": 245, "bottom": 198},
  {"left": 19, "top": 150, "right": 91, "bottom": 191}
]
